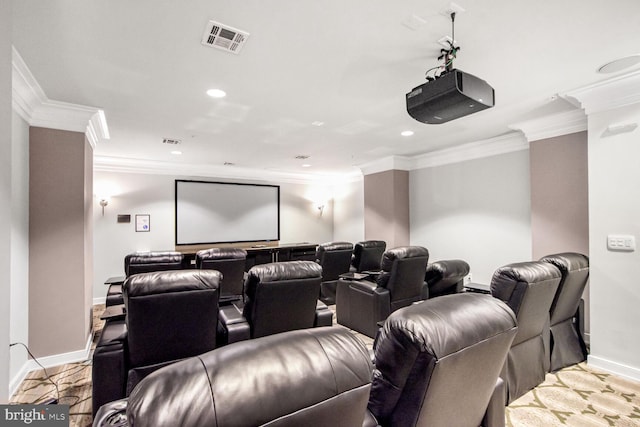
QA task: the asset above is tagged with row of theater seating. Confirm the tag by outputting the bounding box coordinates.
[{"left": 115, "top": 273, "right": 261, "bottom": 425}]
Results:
[
  {"left": 315, "top": 240, "right": 470, "bottom": 305},
  {"left": 95, "top": 292, "right": 518, "bottom": 427},
  {"left": 491, "top": 253, "right": 589, "bottom": 403},
  {"left": 95, "top": 246, "right": 588, "bottom": 425},
  {"left": 104, "top": 243, "right": 471, "bottom": 314},
  {"left": 104, "top": 248, "right": 248, "bottom": 307}
]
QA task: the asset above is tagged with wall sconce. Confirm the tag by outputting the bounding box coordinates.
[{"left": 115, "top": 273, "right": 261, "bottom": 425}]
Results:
[
  {"left": 317, "top": 204, "right": 325, "bottom": 216},
  {"left": 99, "top": 197, "right": 110, "bottom": 216}
]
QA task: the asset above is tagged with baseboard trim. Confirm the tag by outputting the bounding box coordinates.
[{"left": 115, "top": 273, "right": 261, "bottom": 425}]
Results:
[
  {"left": 9, "top": 332, "right": 93, "bottom": 399},
  {"left": 93, "top": 296, "right": 106, "bottom": 305},
  {"left": 588, "top": 354, "right": 640, "bottom": 382},
  {"left": 9, "top": 361, "right": 31, "bottom": 398}
]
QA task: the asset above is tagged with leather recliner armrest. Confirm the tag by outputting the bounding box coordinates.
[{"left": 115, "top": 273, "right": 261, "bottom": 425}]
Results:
[
  {"left": 482, "top": 377, "right": 506, "bottom": 427},
  {"left": 421, "top": 281, "right": 429, "bottom": 300},
  {"left": 93, "top": 398, "right": 128, "bottom": 427},
  {"left": 348, "top": 279, "right": 382, "bottom": 294},
  {"left": 315, "top": 300, "right": 333, "bottom": 327},
  {"left": 92, "top": 319, "right": 128, "bottom": 416},
  {"left": 218, "top": 303, "right": 250, "bottom": 344},
  {"left": 362, "top": 410, "right": 380, "bottom": 427},
  {"left": 346, "top": 281, "right": 391, "bottom": 338}
]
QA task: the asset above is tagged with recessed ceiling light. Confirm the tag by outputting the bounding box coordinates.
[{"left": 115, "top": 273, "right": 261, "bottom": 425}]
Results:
[
  {"left": 206, "top": 88, "right": 227, "bottom": 98},
  {"left": 302, "top": 164, "right": 312, "bottom": 168},
  {"left": 311, "top": 121, "right": 325, "bottom": 126},
  {"left": 598, "top": 55, "right": 640, "bottom": 74},
  {"left": 401, "top": 130, "right": 414, "bottom": 137},
  {"left": 171, "top": 150, "right": 182, "bottom": 155}
]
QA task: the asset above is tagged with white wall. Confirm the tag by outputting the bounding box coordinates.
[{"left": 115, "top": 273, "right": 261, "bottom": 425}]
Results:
[
  {"left": 1, "top": 0, "right": 12, "bottom": 402},
  {"left": 332, "top": 178, "right": 365, "bottom": 243},
  {"left": 409, "top": 150, "right": 532, "bottom": 284},
  {"left": 587, "top": 102, "right": 640, "bottom": 380},
  {"left": 93, "top": 171, "right": 335, "bottom": 301},
  {"left": 9, "top": 111, "right": 30, "bottom": 394}
]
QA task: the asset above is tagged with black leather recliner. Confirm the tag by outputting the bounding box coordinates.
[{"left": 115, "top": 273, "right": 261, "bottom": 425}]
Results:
[
  {"left": 92, "top": 269, "right": 221, "bottom": 415},
  {"left": 93, "top": 327, "right": 373, "bottom": 427},
  {"left": 196, "top": 247, "right": 247, "bottom": 304},
  {"left": 490, "top": 261, "right": 561, "bottom": 403},
  {"left": 540, "top": 252, "right": 589, "bottom": 371},
  {"left": 336, "top": 246, "right": 430, "bottom": 338},
  {"left": 351, "top": 240, "right": 386, "bottom": 273},
  {"left": 217, "top": 260, "right": 333, "bottom": 344},
  {"left": 423, "top": 259, "right": 470, "bottom": 299},
  {"left": 105, "top": 251, "right": 184, "bottom": 307},
  {"left": 366, "top": 293, "right": 518, "bottom": 427},
  {"left": 316, "top": 241, "right": 354, "bottom": 305}
]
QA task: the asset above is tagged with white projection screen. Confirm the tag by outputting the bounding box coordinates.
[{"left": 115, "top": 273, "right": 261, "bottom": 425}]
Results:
[{"left": 175, "top": 180, "right": 280, "bottom": 245}]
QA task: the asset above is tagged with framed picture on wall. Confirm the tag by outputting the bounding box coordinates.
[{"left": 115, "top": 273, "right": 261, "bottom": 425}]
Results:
[{"left": 135, "top": 214, "right": 150, "bottom": 232}]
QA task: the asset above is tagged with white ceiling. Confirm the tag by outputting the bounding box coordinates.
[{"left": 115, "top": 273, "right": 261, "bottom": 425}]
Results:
[{"left": 11, "top": 0, "right": 640, "bottom": 178}]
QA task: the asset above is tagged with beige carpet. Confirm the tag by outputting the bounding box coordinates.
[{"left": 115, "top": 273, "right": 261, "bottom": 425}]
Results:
[
  {"left": 9, "top": 305, "right": 640, "bottom": 427},
  {"left": 506, "top": 362, "right": 640, "bottom": 426}
]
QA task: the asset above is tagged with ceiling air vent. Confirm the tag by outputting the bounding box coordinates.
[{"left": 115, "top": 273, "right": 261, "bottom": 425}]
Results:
[
  {"left": 162, "top": 138, "right": 182, "bottom": 145},
  {"left": 201, "top": 20, "right": 250, "bottom": 54}
]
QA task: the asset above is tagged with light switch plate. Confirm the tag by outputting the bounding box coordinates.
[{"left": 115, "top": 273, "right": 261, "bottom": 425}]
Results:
[{"left": 607, "top": 234, "right": 636, "bottom": 252}]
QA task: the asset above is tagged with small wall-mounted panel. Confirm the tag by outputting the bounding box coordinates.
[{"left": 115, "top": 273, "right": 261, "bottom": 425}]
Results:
[
  {"left": 607, "top": 234, "right": 636, "bottom": 252},
  {"left": 117, "top": 214, "right": 131, "bottom": 223}
]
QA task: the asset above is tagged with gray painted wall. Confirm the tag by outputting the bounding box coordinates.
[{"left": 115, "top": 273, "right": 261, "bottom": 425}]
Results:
[
  {"left": 410, "top": 150, "right": 532, "bottom": 284},
  {"left": 587, "top": 102, "right": 640, "bottom": 380},
  {"left": 530, "top": 132, "right": 589, "bottom": 259},
  {"left": 92, "top": 171, "right": 336, "bottom": 301},
  {"left": 364, "top": 170, "right": 409, "bottom": 248},
  {"left": 29, "top": 127, "right": 92, "bottom": 358}
]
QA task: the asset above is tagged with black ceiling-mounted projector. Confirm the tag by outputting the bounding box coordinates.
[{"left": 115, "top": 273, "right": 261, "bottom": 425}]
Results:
[{"left": 406, "top": 69, "right": 495, "bottom": 124}]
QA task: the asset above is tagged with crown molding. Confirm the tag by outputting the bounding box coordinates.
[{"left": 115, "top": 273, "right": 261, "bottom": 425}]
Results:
[
  {"left": 358, "top": 156, "right": 412, "bottom": 176},
  {"left": 411, "top": 132, "right": 528, "bottom": 170},
  {"left": 11, "top": 46, "right": 109, "bottom": 148},
  {"left": 94, "top": 156, "right": 362, "bottom": 185},
  {"left": 561, "top": 69, "right": 640, "bottom": 115},
  {"left": 509, "top": 109, "right": 587, "bottom": 142}
]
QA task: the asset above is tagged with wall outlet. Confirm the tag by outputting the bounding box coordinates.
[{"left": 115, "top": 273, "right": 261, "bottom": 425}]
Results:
[{"left": 607, "top": 234, "right": 636, "bottom": 252}]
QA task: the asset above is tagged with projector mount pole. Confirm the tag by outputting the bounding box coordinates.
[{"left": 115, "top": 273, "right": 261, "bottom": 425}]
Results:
[
  {"left": 425, "top": 12, "right": 461, "bottom": 81},
  {"left": 438, "top": 12, "right": 460, "bottom": 73}
]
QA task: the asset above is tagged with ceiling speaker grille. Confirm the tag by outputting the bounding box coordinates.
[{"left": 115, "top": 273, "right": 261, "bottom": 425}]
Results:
[{"left": 201, "top": 20, "right": 250, "bottom": 54}]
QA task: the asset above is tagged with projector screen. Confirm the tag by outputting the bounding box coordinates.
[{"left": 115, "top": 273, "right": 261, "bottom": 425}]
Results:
[{"left": 175, "top": 180, "right": 280, "bottom": 245}]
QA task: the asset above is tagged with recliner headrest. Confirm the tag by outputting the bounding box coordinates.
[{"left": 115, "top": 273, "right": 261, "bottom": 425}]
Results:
[
  {"left": 247, "top": 260, "right": 322, "bottom": 283},
  {"left": 316, "top": 241, "right": 353, "bottom": 256},
  {"left": 356, "top": 240, "right": 386, "bottom": 250},
  {"left": 490, "top": 261, "right": 561, "bottom": 314},
  {"left": 126, "top": 251, "right": 183, "bottom": 264},
  {"left": 196, "top": 247, "right": 247, "bottom": 261},
  {"left": 124, "top": 269, "right": 221, "bottom": 298},
  {"left": 124, "top": 251, "right": 184, "bottom": 275},
  {"left": 380, "top": 246, "right": 429, "bottom": 272},
  {"left": 539, "top": 252, "right": 589, "bottom": 274}
]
